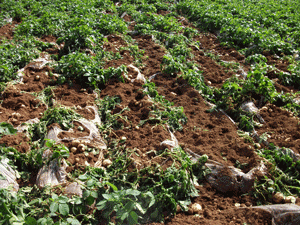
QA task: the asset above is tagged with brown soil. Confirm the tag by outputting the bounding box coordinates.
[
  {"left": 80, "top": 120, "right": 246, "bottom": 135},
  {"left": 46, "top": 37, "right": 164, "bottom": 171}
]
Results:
[
  {"left": 0, "top": 21, "right": 18, "bottom": 41},
  {"left": 256, "top": 104, "right": 300, "bottom": 154},
  {"left": 67, "top": 151, "right": 100, "bottom": 171},
  {"left": 194, "top": 33, "right": 245, "bottom": 62},
  {"left": 41, "top": 35, "right": 57, "bottom": 43},
  {"left": 76, "top": 107, "right": 96, "bottom": 120},
  {"left": 192, "top": 34, "right": 248, "bottom": 87},
  {"left": 122, "top": 13, "right": 132, "bottom": 23},
  {"left": 263, "top": 50, "right": 290, "bottom": 72},
  {"left": 14, "top": 64, "right": 56, "bottom": 92},
  {"left": 192, "top": 47, "right": 235, "bottom": 87},
  {"left": 151, "top": 179, "right": 272, "bottom": 225},
  {"left": 0, "top": 132, "right": 30, "bottom": 153},
  {"left": 53, "top": 84, "right": 96, "bottom": 107},
  {"left": 100, "top": 80, "right": 171, "bottom": 154},
  {"left": 0, "top": 88, "right": 47, "bottom": 126},
  {"left": 97, "top": 74, "right": 267, "bottom": 224},
  {"left": 102, "top": 35, "right": 135, "bottom": 69},
  {"left": 2, "top": 12, "right": 299, "bottom": 224},
  {"left": 151, "top": 73, "right": 261, "bottom": 172},
  {"left": 163, "top": 207, "right": 272, "bottom": 225},
  {"left": 103, "top": 35, "right": 128, "bottom": 53},
  {"left": 17, "top": 171, "right": 38, "bottom": 188},
  {"left": 134, "top": 35, "right": 166, "bottom": 77},
  {"left": 104, "top": 49, "right": 134, "bottom": 69}
]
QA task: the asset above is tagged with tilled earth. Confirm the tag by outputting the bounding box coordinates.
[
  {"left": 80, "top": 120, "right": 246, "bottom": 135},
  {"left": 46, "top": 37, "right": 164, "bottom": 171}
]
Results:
[{"left": 1, "top": 12, "right": 300, "bottom": 225}]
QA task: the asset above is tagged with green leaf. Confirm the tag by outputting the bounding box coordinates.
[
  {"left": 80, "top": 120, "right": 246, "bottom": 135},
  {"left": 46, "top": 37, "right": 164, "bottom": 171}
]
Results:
[
  {"left": 120, "top": 211, "right": 129, "bottom": 221},
  {"left": 37, "top": 218, "right": 47, "bottom": 225},
  {"left": 144, "top": 191, "right": 155, "bottom": 208},
  {"left": 86, "top": 179, "right": 96, "bottom": 188},
  {"left": 86, "top": 196, "right": 95, "bottom": 206},
  {"left": 25, "top": 217, "right": 37, "bottom": 225},
  {"left": 124, "top": 201, "right": 135, "bottom": 212},
  {"left": 50, "top": 202, "right": 58, "bottom": 214},
  {"left": 106, "top": 182, "right": 118, "bottom": 191},
  {"left": 78, "top": 174, "right": 88, "bottom": 181},
  {"left": 51, "top": 194, "right": 58, "bottom": 200},
  {"left": 135, "top": 202, "right": 146, "bottom": 214},
  {"left": 125, "top": 189, "right": 140, "bottom": 196},
  {"left": 102, "top": 193, "right": 112, "bottom": 200},
  {"left": 82, "top": 190, "right": 90, "bottom": 199},
  {"left": 0, "top": 122, "right": 17, "bottom": 136},
  {"left": 96, "top": 200, "right": 107, "bottom": 210},
  {"left": 90, "top": 191, "right": 98, "bottom": 199},
  {"left": 45, "top": 139, "right": 54, "bottom": 148},
  {"left": 66, "top": 218, "right": 80, "bottom": 225},
  {"left": 74, "top": 198, "right": 83, "bottom": 205},
  {"left": 127, "top": 211, "right": 138, "bottom": 225},
  {"left": 150, "top": 209, "right": 159, "bottom": 220},
  {"left": 59, "top": 203, "right": 69, "bottom": 216},
  {"left": 58, "top": 196, "right": 69, "bottom": 204},
  {"left": 37, "top": 217, "right": 53, "bottom": 225}
]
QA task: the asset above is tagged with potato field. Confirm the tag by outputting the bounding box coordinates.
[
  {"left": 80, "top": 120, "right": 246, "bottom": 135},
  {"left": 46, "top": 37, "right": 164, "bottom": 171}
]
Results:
[{"left": 0, "top": 0, "right": 300, "bottom": 224}]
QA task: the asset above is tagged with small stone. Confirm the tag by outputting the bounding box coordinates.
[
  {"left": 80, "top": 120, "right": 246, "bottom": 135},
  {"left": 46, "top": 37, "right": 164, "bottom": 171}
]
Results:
[
  {"left": 135, "top": 126, "right": 139, "bottom": 130},
  {"left": 235, "top": 203, "right": 241, "bottom": 207},
  {"left": 72, "top": 139, "right": 80, "bottom": 147},
  {"left": 77, "top": 105, "right": 82, "bottom": 110},
  {"left": 12, "top": 112, "right": 21, "bottom": 119},
  {"left": 35, "top": 75, "right": 40, "bottom": 81},
  {"left": 207, "top": 81, "right": 212, "bottom": 85},
  {"left": 285, "top": 196, "right": 296, "bottom": 204},
  {"left": 77, "top": 143, "right": 86, "bottom": 152},
  {"left": 269, "top": 108, "right": 273, "bottom": 113},
  {"left": 190, "top": 203, "right": 202, "bottom": 214},
  {"left": 273, "top": 192, "right": 284, "bottom": 203},
  {"left": 75, "top": 158, "right": 80, "bottom": 163},
  {"left": 285, "top": 137, "right": 291, "bottom": 142},
  {"left": 103, "top": 159, "right": 112, "bottom": 167},
  {"left": 39, "top": 113, "right": 43, "bottom": 116},
  {"left": 70, "top": 147, "right": 77, "bottom": 153},
  {"left": 9, "top": 118, "right": 18, "bottom": 123}
]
